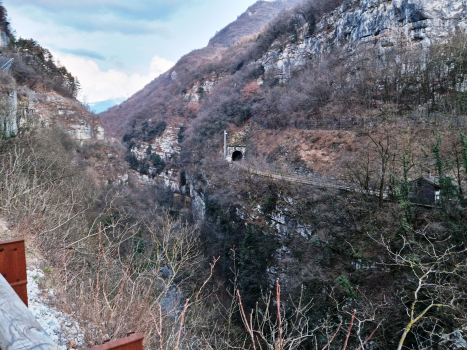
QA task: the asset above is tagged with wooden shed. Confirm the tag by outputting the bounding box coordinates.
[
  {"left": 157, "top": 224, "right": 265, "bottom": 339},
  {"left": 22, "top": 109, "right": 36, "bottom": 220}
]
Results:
[{"left": 409, "top": 176, "right": 441, "bottom": 205}]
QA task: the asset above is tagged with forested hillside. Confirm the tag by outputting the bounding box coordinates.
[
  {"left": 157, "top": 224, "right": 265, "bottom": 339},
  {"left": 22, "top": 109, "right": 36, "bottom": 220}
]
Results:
[
  {"left": 99, "top": 0, "right": 302, "bottom": 139},
  {"left": 4, "top": 0, "right": 467, "bottom": 349},
  {"left": 96, "top": 0, "right": 467, "bottom": 348}
]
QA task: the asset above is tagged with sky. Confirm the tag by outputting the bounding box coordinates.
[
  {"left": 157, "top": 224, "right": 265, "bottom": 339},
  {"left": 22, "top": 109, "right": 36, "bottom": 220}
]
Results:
[{"left": 3, "top": 0, "right": 259, "bottom": 112}]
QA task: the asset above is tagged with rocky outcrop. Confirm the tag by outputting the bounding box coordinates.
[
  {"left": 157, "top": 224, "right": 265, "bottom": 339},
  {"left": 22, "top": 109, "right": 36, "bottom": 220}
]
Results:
[
  {"left": 20, "top": 91, "right": 104, "bottom": 140},
  {"left": 260, "top": 0, "right": 467, "bottom": 79},
  {"left": 130, "top": 122, "right": 182, "bottom": 162},
  {"left": 189, "top": 183, "right": 206, "bottom": 222},
  {"left": 130, "top": 119, "right": 183, "bottom": 188},
  {"left": 0, "top": 31, "right": 9, "bottom": 47},
  {"left": 0, "top": 89, "right": 17, "bottom": 137}
]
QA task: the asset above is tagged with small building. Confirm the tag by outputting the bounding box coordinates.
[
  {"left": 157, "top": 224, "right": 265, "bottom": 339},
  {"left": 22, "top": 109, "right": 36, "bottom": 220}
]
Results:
[{"left": 409, "top": 176, "right": 441, "bottom": 205}]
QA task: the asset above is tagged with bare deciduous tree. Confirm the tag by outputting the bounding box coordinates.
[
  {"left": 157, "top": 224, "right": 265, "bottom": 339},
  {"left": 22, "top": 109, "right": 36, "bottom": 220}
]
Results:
[{"left": 376, "top": 229, "right": 467, "bottom": 350}]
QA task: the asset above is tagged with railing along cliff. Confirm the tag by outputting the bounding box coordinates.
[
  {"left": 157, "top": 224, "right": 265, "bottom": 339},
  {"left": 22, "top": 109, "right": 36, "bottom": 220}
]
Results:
[
  {"left": 0, "top": 239, "right": 144, "bottom": 350},
  {"left": 232, "top": 163, "right": 441, "bottom": 208}
]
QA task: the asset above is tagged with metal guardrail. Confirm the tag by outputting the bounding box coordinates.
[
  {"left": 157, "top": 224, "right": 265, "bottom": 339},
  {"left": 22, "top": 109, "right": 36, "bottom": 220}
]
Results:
[
  {"left": 233, "top": 163, "right": 443, "bottom": 208},
  {"left": 234, "top": 163, "right": 355, "bottom": 191},
  {"left": 0, "top": 239, "right": 144, "bottom": 350},
  {"left": 0, "top": 58, "right": 14, "bottom": 72},
  {"left": 0, "top": 239, "right": 28, "bottom": 306},
  {"left": 89, "top": 333, "right": 144, "bottom": 350}
]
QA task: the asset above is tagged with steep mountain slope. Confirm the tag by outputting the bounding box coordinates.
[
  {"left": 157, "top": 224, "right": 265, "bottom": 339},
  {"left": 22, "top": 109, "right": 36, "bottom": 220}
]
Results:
[
  {"left": 100, "top": 0, "right": 467, "bottom": 180},
  {"left": 0, "top": 4, "right": 120, "bottom": 189},
  {"left": 96, "top": 1, "right": 467, "bottom": 348},
  {"left": 260, "top": 0, "right": 467, "bottom": 79},
  {"left": 0, "top": 4, "right": 243, "bottom": 350},
  {"left": 99, "top": 0, "right": 302, "bottom": 139},
  {"left": 208, "top": 0, "right": 303, "bottom": 47},
  {"left": 0, "top": 32, "right": 105, "bottom": 140},
  {"left": 3, "top": 0, "right": 467, "bottom": 349}
]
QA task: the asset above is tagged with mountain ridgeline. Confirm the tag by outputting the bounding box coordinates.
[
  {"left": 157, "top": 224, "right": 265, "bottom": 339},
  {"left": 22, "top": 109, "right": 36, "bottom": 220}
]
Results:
[{"left": 207, "top": 0, "right": 304, "bottom": 47}]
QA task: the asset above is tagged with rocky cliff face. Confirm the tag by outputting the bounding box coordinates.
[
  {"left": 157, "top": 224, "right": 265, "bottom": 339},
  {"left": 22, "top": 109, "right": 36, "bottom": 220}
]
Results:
[
  {"left": 18, "top": 89, "right": 104, "bottom": 141},
  {"left": 0, "top": 89, "right": 17, "bottom": 137},
  {"left": 0, "top": 26, "right": 105, "bottom": 141},
  {"left": 0, "top": 31, "right": 9, "bottom": 47},
  {"left": 260, "top": 0, "right": 467, "bottom": 79},
  {"left": 129, "top": 118, "right": 183, "bottom": 189},
  {"left": 32, "top": 92, "right": 104, "bottom": 140}
]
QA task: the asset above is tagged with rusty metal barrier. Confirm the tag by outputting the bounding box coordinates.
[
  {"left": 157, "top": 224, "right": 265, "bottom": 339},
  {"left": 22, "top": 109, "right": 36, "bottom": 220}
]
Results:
[
  {"left": 88, "top": 333, "right": 144, "bottom": 350},
  {"left": 0, "top": 238, "right": 144, "bottom": 349},
  {"left": 0, "top": 238, "right": 28, "bottom": 306}
]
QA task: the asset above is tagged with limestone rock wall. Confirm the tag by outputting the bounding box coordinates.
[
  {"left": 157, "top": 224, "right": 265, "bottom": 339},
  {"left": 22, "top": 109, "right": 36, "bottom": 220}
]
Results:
[
  {"left": 259, "top": 0, "right": 467, "bottom": 79},
  {"left": 0, "top": 89, "right": 18, "bottom": 137},
  {"left": 21, "top": 91, "right": 104, "bottom": 140},
  {"left": 184, "top": 72, "right": 226, "bottom": 103},
  {"left": 0, "top": 31, "right": 9, "bottom": 47},
  {"left": 130, "top": 122, "right": 182, "bottom": 162},
  {"left": 130, "top": 119, "right": 183, "bottom": 188}
]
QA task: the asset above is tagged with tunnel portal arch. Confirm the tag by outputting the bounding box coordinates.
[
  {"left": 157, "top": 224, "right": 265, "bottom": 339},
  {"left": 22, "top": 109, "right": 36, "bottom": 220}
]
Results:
[
  {"left": 226, "top": 145, "right": 246, "bottom": 162},
  {"left": 232, "top": 151, "right": 243, "bottom": 161}
]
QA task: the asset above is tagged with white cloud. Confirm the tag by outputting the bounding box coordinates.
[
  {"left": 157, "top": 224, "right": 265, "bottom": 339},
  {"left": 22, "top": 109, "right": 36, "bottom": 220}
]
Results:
[
  {"left": 53, "top": 52, "right": 174, "bottom": 103},
  {"left": 149, "top": 55, "right": 174, "bottom": 77},
  {"left": 10, "top": 0, "right": 199, "bottom": 22}
]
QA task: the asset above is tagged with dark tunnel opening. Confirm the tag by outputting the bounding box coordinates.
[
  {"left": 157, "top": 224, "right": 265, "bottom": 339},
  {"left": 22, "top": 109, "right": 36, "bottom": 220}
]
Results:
[{"left": 232, "top": 151, "right": 243, "bottom": 161}]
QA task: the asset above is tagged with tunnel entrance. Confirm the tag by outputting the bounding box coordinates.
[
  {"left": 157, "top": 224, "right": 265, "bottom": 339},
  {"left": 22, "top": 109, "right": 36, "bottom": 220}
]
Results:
[
  {"left": 232, "top": 151, "right": 243, "bottom": 161},
  {"left": 226, "top": 145, "right": 246, "bottom": 162}
]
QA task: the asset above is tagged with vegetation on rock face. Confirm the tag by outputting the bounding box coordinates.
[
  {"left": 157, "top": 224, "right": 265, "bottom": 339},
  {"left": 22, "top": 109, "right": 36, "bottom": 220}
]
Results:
[
  {"left": 144, "top": 7, "right": 467, "bottom": 349},
  {"left": 0, "top": 4, "right": 80, "bottom": 99},
  {"left": 11, "top": 38, "right": 80, "bottom": 98},
  {"left": 0, "top": 1, "right": 12, "bottom": 38}
]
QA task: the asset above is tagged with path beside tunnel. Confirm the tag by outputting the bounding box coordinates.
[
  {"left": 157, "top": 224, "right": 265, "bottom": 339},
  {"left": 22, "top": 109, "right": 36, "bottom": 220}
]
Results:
[
  {"left": 232, "top": 162, "right": 355, "bottom": 191},
  {"left": 232, "top": 162, "right": 440, "bottom": 208}
]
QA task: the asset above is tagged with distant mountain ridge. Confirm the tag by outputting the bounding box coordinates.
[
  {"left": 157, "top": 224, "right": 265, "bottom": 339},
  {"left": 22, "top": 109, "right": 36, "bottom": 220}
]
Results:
[
  {"left": 99, "top": 0, "right": 305, "bottom": 138},
  {"left": 208, "top": 0, "right": 303, "bottom": 47}
]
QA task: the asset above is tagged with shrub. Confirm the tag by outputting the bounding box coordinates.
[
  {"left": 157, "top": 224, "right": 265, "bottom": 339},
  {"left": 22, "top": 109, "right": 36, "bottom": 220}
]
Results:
[
  {"left": 180, "top": 170, "right": 187, "bottom": 186},
  {"left": 143, "top": 120, "right": 167, "bottom": 141},
  {"left": 126, "top": 153, "right": 139, "bottom": 170},
  {"left": 151, "top": 153, "right": 165, "bottom": 175},
  {"left": 178, "top": 126, "right": 185, "bottom": 143},
  {"left": 139, "top": 162, "right": 150, "bottom": 175},
  {"left": 0, "top": 4, "right": 13, "bottom": 38}
]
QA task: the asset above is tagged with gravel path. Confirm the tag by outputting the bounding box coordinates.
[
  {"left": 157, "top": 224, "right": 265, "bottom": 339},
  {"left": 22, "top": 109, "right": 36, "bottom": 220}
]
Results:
[{"left": 27, "top": 269, "right": 85, "bottom": 349}]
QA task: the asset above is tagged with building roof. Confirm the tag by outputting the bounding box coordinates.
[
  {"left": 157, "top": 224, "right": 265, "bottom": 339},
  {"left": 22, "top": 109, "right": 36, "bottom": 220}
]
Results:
[{"left": 410, "top": 176, "right": 441, "bottom": 189}]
